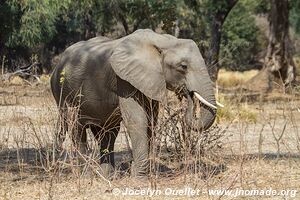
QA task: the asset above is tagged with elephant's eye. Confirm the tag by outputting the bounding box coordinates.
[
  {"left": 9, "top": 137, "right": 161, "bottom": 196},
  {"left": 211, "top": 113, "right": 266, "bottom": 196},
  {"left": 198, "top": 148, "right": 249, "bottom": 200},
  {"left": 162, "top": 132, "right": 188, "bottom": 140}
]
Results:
[{"left": 180, "top": 63, "right": 188, "bottom": 70}]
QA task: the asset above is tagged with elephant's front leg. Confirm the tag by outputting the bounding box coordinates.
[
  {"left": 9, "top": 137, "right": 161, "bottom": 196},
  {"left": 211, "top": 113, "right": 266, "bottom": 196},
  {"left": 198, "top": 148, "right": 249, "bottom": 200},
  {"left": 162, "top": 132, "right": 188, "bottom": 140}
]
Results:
[{"left": 119, "top": 96, "right": 156, "bottom": 178}]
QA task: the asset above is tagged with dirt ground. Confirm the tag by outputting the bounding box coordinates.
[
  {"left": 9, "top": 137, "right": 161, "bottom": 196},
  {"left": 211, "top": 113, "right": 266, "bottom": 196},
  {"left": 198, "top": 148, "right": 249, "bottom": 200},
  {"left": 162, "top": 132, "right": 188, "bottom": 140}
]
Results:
[{"left": 0, "top": 78, "right": 300, "bottom": 200}]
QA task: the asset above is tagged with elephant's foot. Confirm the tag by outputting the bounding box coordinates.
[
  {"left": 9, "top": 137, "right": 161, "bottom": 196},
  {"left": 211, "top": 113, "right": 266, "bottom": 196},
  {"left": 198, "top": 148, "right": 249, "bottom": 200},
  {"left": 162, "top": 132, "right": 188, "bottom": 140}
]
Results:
[
  {"left": 130, "top": 160, "right": 150, "bottom": 180},
  {"left": 130, "top": 169, "right": 149, "bottom": 183}
]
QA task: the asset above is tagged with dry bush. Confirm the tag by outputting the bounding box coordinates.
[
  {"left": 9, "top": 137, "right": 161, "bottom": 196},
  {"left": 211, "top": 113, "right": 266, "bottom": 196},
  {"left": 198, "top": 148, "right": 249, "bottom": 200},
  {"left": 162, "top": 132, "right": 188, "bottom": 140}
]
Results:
[{"left": 150, "top": 93, "right": 228, "bottom": 184}]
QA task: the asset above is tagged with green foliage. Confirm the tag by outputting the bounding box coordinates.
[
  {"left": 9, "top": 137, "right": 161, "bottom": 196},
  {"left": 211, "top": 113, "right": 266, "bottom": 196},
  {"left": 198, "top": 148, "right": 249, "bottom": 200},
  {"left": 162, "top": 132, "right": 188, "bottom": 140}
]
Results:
[
  {"left": 106, "top": 0, "right": 178, "bottom": 34},
  {"left": 220, "top": 0, "right": 262, "bottom": 71},
  {"left": 0, "top": 1, "right": 21, "bottom": 46},
  {"left": 175, "top": 0, "right": 210, "bottom": 54},
  {"left": 290, "top": 0, "right": 300, "bottom": 35},
  {"left": 48, "top": 0, "right": 178, "bottom": 47},
  {"left": 4, "top": 0, "right": 71, "bottom": 48},
  {"left": 1, "top": 0, "right": 298, "bottom": 73},
  {"left": 252, "top": 0, "right": 270, "bottom": 14}
]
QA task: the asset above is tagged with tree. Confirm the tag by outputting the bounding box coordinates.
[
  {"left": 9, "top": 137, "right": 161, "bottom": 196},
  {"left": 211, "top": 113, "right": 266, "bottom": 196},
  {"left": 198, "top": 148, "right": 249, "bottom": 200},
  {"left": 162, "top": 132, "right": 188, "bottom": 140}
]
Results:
[
  {"left": 180, "top": 0, "right": 239, "bottom": 79},
  {"left": 2, "top": 0, "right": 291, "bottom": 77},
  {"left": 0, "top": 0, "right": 21, "bottom": 60},
  {"left": 107, "top": 0, "right": 177, "bottom": 35},
  {"left": 0, "top": 0, "right": 71, "bottom": 72},
  {"left": 264, "top": 0, "right": 296, "bottom": 87},
  {"left": 206, "top": 0, "right": 238, "bottom": 82},
  {"left": 220, "top": 0, "right": 262, "bottom": 71},
  {"left": 6, "top": 0, "right": 70, "bottom": 48}
]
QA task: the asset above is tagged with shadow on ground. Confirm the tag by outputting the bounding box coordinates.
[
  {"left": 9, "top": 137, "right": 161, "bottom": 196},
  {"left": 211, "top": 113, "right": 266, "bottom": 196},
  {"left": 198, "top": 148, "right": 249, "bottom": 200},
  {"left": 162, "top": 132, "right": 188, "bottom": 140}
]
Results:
[{"left": 2, "top": 148, "right": 299, "bottom": 181}]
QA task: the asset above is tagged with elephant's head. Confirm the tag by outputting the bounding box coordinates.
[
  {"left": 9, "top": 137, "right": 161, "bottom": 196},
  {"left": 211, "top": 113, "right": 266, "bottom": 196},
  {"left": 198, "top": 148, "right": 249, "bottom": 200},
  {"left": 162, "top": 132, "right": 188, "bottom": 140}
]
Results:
[{"left": 110, "top": 29, "right": 217, "bottom": 131}]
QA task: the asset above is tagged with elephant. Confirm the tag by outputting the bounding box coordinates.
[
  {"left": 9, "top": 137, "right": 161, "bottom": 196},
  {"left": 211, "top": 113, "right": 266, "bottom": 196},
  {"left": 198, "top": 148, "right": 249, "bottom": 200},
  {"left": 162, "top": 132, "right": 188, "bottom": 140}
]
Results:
[{"left": 50, "top": 29, "right": 218, "bottom": 178}]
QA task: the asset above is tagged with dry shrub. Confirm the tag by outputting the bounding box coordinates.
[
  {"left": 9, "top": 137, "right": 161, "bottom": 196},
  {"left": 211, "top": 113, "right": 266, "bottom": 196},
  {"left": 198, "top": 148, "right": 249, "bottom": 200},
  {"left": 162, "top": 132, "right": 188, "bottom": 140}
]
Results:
[{"left": 152, "top": 93, "right": 227, "bottom": 180}]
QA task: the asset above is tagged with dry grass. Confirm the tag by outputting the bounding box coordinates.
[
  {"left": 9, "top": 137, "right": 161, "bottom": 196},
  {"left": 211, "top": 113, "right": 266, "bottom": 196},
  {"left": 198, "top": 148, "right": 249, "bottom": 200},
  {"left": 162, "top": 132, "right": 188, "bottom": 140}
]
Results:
[
  {"left": 217, "top": 69, "right": 259, "bottom": 88},
  {"left": 0, "top": 75, "right": 300, "bottom": 199},
  {"left": 216, "top": 93, "right": 258, "bottom": 123},
  {"left": 1, "top": 158, "right": 299, "bottom": 200}
]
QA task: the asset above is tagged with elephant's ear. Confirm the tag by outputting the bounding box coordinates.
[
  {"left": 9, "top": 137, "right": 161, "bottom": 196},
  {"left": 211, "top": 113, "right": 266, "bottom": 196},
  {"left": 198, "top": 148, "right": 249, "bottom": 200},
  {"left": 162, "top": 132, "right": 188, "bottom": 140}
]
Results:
[{"left": 110, "top": 36, "right": 167, "bottom": 103}]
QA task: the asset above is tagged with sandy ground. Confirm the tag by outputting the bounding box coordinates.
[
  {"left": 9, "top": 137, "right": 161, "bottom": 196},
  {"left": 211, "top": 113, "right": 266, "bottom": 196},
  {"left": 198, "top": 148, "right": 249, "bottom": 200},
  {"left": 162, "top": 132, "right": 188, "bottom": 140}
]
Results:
[{"left": 0, "top": 82, "right": 300, "bottom": 199}]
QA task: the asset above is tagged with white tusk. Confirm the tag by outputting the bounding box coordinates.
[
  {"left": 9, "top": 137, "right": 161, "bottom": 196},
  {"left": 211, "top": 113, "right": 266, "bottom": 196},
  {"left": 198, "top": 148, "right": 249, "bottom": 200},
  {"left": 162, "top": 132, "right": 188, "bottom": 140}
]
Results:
[
  {"left": 194, "top": 92, "right": 217, "bottom": 110},
  {"left": 216, "top": 101, "right": 224, "bottom": 108}
]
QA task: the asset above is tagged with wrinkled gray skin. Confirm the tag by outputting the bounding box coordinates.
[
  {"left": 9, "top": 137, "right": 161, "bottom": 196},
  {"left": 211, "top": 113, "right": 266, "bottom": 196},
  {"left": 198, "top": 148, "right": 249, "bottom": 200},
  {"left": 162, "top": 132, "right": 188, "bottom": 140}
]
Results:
[{"left": 50, "top": 29, "right": 216, "bottom": 178}]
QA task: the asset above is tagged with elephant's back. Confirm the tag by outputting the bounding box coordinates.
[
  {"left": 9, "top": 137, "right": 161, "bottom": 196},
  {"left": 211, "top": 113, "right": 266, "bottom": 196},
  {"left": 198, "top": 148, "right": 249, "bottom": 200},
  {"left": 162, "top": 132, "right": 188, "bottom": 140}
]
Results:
[
  {"left": 66, "top": 38, "right": 115, "bottom": 88},
  {"left": 51, "top": 36, "right": 120, "bottom": 125},
  {"left": 56, "top": 36, "right": 115, "bottom": 88}
]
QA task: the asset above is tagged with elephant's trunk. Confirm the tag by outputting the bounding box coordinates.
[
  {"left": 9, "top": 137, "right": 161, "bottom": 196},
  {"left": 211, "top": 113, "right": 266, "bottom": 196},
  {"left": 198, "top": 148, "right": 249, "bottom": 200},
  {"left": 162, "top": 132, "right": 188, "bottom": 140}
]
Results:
[{"left": 186, "top": 72, "right": 217, "bottom": 131}]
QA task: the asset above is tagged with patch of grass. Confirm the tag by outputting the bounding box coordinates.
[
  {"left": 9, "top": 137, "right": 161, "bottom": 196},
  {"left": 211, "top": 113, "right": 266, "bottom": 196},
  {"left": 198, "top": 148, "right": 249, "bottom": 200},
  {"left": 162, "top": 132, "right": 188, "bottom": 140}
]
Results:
[
  {"left": 217, "top": 69, "right": 259, "bottom": 88},
  {"left": 216, "top": 94, "right": 234, "bottom": 123},
  {"left": 216, "top": 93, "right": 258, "bottom": 123},
  {"left": 239, "top": 104, "right": 258, "bottom": 123}
]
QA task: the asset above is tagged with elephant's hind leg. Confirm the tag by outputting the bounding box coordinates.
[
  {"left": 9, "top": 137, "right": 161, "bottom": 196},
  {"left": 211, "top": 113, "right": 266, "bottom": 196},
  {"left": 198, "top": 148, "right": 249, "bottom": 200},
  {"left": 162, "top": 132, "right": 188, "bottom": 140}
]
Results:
[
  {"left": 71, "top": 122, "right": 88, "bottom": 155},
  {"left": 90, "top": 125, "right": 120, "bottom": 178}
]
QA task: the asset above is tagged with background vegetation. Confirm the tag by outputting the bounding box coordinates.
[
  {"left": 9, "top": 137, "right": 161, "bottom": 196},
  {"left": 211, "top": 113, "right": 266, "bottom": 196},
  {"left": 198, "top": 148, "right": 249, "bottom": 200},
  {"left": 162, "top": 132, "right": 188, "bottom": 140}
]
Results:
[{"left": 0, "top": 0, "right": 299, "bottom": 73}]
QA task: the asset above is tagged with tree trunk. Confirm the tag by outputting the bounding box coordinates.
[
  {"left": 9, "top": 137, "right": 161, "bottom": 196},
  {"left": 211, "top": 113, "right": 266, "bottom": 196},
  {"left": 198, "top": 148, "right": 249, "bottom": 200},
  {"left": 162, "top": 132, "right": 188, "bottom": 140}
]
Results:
[
  {"left": 207, "top": 15, "right": 222, "bottom": 82},
  {"left": 111, "top": 1, "right": 129, "bottom": 35},
  {"left": 83, "top": 11, "right": 96, "bottom": 40},
  {"left": 265, "top": 0, "right": 296, "bottom": 87},
  {"left": 206, "top": 0, "right": 238, "bottom": 82}
]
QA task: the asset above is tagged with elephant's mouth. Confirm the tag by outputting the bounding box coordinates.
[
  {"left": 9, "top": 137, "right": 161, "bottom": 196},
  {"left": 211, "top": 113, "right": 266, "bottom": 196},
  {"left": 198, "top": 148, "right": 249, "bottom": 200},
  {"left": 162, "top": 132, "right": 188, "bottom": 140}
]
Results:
[
  {"left": 174, "top": 85, "right": 217, "bottom": 110},
  {"left": 173, "top": 85, "right": 190, "bottom": 100},
  {"left": 173, "top": 84, "right": 221, "bottom": 132}
]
